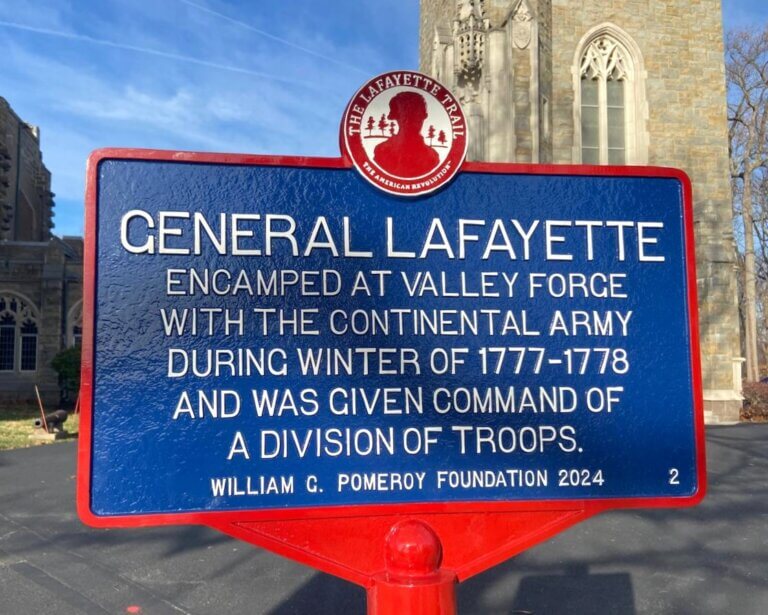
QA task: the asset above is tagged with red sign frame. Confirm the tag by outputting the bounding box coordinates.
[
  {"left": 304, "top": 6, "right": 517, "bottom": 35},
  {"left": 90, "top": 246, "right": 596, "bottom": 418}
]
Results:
[{"left": 77, "top": 148, "right": 706, "bottom": 587}]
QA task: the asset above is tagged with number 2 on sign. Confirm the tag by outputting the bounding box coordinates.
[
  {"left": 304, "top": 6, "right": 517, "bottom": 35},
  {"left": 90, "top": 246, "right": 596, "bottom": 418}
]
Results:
[{"left": 668, "top": 468, "right": 680, "bottom": 485}]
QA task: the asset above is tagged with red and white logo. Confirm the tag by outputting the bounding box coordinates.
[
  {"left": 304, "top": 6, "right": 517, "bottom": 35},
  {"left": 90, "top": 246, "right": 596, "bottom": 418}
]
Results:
[{"left": 341, "top": 71, "right": 467, "bottom": 197}]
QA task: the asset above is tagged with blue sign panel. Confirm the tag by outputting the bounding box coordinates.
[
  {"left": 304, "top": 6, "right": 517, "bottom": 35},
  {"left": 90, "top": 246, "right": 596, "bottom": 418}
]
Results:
[{"left": 88, "top": 156, "right": 701, "bottom": 516}]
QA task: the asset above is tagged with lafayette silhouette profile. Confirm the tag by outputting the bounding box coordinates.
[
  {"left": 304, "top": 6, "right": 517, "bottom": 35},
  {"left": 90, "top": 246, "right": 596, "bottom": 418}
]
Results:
[{"left": 371, "top": 92, "right": 441, "bottom": 177}]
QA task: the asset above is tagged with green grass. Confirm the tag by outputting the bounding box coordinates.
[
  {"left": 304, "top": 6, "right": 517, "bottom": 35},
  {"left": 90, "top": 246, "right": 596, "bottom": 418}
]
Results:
[{"left": 0, "top": 406, "right": 79, "bottom": 450}]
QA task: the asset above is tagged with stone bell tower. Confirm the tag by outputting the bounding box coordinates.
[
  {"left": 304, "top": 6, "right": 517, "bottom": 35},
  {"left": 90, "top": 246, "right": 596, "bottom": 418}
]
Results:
[
  {"left": 420, "top": 0, "right": 744, "bottom": 423},
  {"left": 424, "top": 0, "right": 552, "bottom": 163}
]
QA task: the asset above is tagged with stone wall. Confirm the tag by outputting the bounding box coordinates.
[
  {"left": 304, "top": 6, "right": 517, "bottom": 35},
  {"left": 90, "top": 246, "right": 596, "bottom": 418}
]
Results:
[
  {"left": 420, "top": 0, "right": 741, "bottom": 422},
  {"left": 424, "top": 0, "right": 552, "bottom": 163},
  {"left": 549, "top": 0, "right": 741, "bottom": 422},
  {"left": 420, "top": 0, "right": 454, "bottom": 73},
  {"left": 0, "top": 239, "right": 83, "bottom": 405},
  {"left": 0, "top": 97, "right": 54, "bottom": 242}
]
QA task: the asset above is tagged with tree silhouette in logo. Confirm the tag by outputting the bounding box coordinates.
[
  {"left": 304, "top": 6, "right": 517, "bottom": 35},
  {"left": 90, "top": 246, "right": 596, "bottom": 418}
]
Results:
[
  {"left": 366, "top": 116, "right": 375, "bottom": 137},
  {"left": 373, "top": 92, "right": 440, "bottom": 178},
  {"left": 438, "top": 130, "right": 447, "bottom": 147}
]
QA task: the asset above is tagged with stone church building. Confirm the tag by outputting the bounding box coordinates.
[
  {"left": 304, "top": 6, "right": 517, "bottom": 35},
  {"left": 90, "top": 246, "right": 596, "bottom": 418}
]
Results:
[
  {"left": 0, "top": 97, "right": 83, "bottom": 405},
  {"left": 420, "top": 0, "right": 742, "bottom": 423}
]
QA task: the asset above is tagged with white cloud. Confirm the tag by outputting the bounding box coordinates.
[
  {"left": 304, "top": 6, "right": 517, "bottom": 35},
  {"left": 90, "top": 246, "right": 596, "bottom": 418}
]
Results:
[
  {"left": 0, "top": 41, "right": 343, "bottom": 204},
  {"left": 0, "top": 0, "right": 417, "bottom": 235}
]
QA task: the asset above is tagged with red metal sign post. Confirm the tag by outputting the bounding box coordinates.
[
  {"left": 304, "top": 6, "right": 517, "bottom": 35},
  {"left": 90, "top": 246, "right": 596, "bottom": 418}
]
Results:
[{"left": 368, "top": 521, "right": 456, "bottom": 615}]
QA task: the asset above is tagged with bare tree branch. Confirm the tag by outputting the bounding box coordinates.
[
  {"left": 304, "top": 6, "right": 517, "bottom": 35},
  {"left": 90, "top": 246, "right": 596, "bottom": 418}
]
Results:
[{"left": 727, "top": 24, "right": 768, "bottom": 381}]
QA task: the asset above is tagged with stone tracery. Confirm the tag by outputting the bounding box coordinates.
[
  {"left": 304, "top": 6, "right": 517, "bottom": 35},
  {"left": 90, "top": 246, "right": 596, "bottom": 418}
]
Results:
[
  {"left": 0, "top": 294, "right": 38, "bottom": 326},
  {"left": 580, "top": 35, "right": 630, "bottom": 82}
]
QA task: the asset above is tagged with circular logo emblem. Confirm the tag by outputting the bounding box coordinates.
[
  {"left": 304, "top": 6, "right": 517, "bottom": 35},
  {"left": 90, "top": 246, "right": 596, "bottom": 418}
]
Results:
[{"left": 341, "top": 71, "right": 467, "bottom": 197}]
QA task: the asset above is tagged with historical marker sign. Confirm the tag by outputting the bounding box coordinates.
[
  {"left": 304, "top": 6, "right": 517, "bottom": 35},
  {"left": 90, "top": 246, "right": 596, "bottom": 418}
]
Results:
[{"left": 78, "top": 72, "right": 705, "bottom": 606}]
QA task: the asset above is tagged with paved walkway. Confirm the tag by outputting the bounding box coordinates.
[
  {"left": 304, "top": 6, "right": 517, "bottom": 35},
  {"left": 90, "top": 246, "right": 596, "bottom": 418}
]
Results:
[{"left": 0, "top": 424, "right": 766, "bottom": 614}]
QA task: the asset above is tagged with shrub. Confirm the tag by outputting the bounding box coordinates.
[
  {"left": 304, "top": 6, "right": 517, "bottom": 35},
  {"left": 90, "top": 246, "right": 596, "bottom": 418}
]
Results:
[
  {"left": 741, "top": 381, "right": 768, "bottom": 422},
  {"left": 51, "top": 347, "right": 82, "bottom": 404}
]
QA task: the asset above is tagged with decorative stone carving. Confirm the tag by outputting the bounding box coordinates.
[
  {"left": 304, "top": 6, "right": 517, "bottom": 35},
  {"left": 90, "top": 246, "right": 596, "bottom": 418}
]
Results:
[
  {"left": 580, "top": 35, "right": 630, "bottom": 81},
  {"left": 511, "top": 0, "right": 533, "bottom": 49},
  {"left": 453, "top": 0, "right": 489, "bottom": 88}
]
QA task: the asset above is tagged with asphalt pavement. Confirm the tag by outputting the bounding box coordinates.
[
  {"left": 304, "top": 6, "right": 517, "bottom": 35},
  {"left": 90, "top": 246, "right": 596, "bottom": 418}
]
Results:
[{"left": 0, "top": 424, "right": 766, "bottom": 614}]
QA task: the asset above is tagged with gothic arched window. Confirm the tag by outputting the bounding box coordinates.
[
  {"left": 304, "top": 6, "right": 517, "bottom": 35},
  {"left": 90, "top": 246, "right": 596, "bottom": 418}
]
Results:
[
  {"left": 68, "top": 300, "right": 83, "bottom": 348},
  {"left": 0, "top": 312, "right": 15, "bottom": 371},
  {"left": 580, "top": 36, "right": 629, "bottom": 164},
  {"left": 0, "top": 294, "right": 40, "bottom": 372},
  {"left": 574, "top": 26, "right": 648, "bottom": 165}
]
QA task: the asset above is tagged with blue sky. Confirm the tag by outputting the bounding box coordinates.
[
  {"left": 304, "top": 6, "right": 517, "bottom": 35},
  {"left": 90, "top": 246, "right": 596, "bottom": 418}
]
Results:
[{"left": 0, "top": 0, "right": 764, "bottom": 236}]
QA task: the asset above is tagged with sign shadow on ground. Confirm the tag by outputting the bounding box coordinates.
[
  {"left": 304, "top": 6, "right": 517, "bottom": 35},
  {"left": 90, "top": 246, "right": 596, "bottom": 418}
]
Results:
[{"left": 509, "top": 565, "right": 635, "bottom": 615}]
